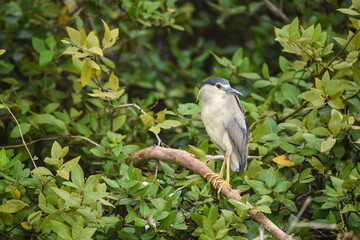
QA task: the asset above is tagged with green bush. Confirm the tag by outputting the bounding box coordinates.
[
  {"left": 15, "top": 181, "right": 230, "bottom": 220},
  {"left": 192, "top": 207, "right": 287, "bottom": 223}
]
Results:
[{"left": 0, "top": 0, "right": 359, "bottom": 239}]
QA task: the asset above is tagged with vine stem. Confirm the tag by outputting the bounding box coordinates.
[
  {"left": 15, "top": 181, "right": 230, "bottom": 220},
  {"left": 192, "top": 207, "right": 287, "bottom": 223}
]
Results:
[{"left": 0, "top": 97, "right": 44, "bottom": 186}]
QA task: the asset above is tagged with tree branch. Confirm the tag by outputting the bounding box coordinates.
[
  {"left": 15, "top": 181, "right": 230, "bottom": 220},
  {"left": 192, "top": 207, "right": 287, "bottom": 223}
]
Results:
[
  {"left": 250, "top": 112, "right": 277, "bottom": 130},
  {"left": 277, "top": 102, "right": 307, "bottom": 123},
  {"left": 262, "top": 0, "right": 290, "bottom": 24},
  {"left": 126, "top": 146, "right": 294, "bottom": 240}
]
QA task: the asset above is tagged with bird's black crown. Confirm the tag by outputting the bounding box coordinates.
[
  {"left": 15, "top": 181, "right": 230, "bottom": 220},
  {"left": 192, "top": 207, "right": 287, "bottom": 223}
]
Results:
[{"left": 203, "top": 77, "right": 229, "bottom": 86}]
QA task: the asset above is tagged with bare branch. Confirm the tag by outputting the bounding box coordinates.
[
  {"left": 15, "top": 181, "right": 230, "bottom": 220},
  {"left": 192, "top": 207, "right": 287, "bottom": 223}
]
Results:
[
  {"left": 277, "top": 102, "right": 307, "bottom": 123},
  {"left": 286, "top": 197, "right": 312, "bottom": 235},
  {"left": 207, "top": 155, "right": 262, "bottom": 160},
  {"left": 250, "top": 112, "right": 277, "bottom": 130},
  {"left": 262, "top": 0, "right": 290, "bottom": 24},
  {"left": 127, "top": 146, "right": 294, "bottom": 240},
  {"left": 0, "top": 135, "right": 100, "bottom": 149}
]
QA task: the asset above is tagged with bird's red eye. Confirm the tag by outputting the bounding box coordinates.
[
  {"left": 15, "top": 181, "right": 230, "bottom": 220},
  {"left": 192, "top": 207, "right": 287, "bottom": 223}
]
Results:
[{"left": 216, "top": 83, "right": 221, "bottom": 89}]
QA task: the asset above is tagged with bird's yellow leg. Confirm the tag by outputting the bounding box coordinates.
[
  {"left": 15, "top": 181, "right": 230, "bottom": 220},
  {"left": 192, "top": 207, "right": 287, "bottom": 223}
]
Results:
[
  {"left": 204, "top": 153, "right": 227, "bottom": 188},
  {"left": 217, "top": 150, "right": 232, "bottom": 198},
  {"left": 204, "top": 150, "right": 232, "bottom": 199}
]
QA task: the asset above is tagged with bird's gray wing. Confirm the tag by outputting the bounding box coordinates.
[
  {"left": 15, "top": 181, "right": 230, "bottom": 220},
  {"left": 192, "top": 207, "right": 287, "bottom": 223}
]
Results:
[{"left": 226, "top": 96, "right": 249, "bottom": 172}]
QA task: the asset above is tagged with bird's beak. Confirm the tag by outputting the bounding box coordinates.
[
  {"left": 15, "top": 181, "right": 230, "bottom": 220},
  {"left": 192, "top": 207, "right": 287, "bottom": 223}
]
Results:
[{"left": 224, "top": 86, "right": 244, "bottom": 97}]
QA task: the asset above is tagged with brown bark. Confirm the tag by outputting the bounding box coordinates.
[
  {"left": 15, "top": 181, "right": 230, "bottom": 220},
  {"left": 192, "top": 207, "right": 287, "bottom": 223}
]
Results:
[{"left": 126, "top": 146, "right": 294, "bottom": 240}]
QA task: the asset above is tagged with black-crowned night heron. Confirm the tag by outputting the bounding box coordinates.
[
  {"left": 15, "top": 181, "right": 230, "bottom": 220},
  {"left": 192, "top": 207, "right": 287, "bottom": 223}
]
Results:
[{"left": 199, "top": 77, "right": 249, "bottom": 196}]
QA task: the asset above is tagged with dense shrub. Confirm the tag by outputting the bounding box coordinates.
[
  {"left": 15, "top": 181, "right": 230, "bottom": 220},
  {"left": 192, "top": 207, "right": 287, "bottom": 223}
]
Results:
[{"left": 0, "top": 0, "right": 359, "bottom": 239}]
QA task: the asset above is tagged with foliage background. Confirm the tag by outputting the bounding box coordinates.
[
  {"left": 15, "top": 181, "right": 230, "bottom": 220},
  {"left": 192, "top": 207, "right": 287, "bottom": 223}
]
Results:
[{"left": 0, "top": 0, "right": 360, "bottom": 239}]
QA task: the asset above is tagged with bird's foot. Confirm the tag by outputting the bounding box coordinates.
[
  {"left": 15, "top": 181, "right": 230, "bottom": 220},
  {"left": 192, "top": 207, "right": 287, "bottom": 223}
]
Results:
[
  {"left": 204, "top": 172, "right": 224, "bottom": 188},
  {"left": 204, "top": 173, "right": 232, "bottom": 199},
  {"left": 216, "top": 179, "right": 232, "bottom": 199}
]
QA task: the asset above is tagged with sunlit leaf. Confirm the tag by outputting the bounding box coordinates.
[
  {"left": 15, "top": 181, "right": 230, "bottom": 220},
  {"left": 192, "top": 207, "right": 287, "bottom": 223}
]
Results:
[{"left": 272, "top": 155, "right": 295, "bottom": 166}]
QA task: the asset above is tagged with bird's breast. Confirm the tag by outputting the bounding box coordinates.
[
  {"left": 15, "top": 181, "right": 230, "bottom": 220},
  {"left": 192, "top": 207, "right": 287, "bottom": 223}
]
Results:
[{"left": 201, "top": 96, "right": 233, "bottom": 150}]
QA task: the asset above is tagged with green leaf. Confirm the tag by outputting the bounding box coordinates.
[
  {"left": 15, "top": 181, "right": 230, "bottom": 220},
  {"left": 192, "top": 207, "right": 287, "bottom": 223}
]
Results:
[
  {"left": 328, "top": 98, "right": 344, "bottom": 109},
  {"left": 253, "top": 205, "right": 271, "bottom": 213},
  {"left": 87, "top": 46, "right": 103, "bottom": 56},
  {"left": 51, "top": 220, "right": 72, "bottom": 240},
  {"left": 0, "top": 148, "right": 8, "bottom": 167},
  {"left": 66, "top": 26, "right": 81, "bottom": 45},
  {"left": 310, "top": 127, "right": 331, "bottom": 136},
  {"left": 10, "top": 123, "right": 31, "bottom": 138},
  {"left": 51, "top": 141, "right": 62, "bottom": 159},
  {"left": 273, "top": 181, "right": 292, "bottom": 192},
  {"left": 251, "top": 124, "right": 268, "bottom": 143},
  {"left": 157, "top": 108, "right": 166, "bottom": 123},
  {"left": 32, "top": 37, "right": 47, "bottom": 53},
  {"left": 79, "top": 228, "right": 96, "bottom": 239},
  {"left": 264, "top": 168, "right": 277, "bottom": 188},
  {"left": 353, "top": 64, "right": 360, "bottom": 85},
  {"left": 71, "top": 164, "right": 85, "bottom": 188},
  {"left": 0, "top": 199, "right": 28, "bottom": 213},
  {"left": 262, "top": 63, "right": 269, "bottom": 79},
  {"left": 43, "top": 103, "right": 60, "bottom": 114},
  {"left": 178, "top": 103, "right": 201, "bottom": 115},
  {"left": 322, "top": 202, "right": 337, "bottom": 209},
  {"left": 328, "top": 109, "right": 343, "bottom": 136},
  {"left": 31, "top": 167, "right": 54, "bottom": 176},
  {"left": 202, "top": 216, "right": 215, "bottom": 239},
  {"left": 282, "top": 84, "right": 301, "bottom": 106},
  {"left": 140, "top": 115, "right": 154, "bottom": 127},
  {"left": 158, "top": 120, "right": 181, "bottom": 129},
  {"left": 149, "top": 126, "right": 160, "bottom": 134},
  {"left": 39, "top": 50, "right": 54, "bottom": 66},
  {"left": 321, "top": 136, "right": 336, "bottom": 152},
  {"left": 247, "top": 180, "right": 272, "bottom": 194},
  {"left": 109, "top": 72, "right": 119, "bottom": 91},
  {"left": 81, "top": 60, "right": 93, "bottom": 87},
  {"left": 337, "top": 8, "right": 360, "bottom": 16},
  {"left": 353, "top": 0, "right": 360, "bottom": 11}
]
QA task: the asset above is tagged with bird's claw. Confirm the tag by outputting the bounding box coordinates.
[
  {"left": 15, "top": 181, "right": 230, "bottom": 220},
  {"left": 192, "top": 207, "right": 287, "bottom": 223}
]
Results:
[
  {"left": 204, "top": 173, "right": 232, "bottom": 199},
  {"left": 216, "top": 179, "right": 232, "bottom": 199}
]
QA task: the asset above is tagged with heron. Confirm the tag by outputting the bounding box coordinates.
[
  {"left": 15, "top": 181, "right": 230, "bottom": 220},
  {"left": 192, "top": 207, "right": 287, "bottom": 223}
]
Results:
[{"left": 198, "top": 77, "right": 249, "bottom": 197}]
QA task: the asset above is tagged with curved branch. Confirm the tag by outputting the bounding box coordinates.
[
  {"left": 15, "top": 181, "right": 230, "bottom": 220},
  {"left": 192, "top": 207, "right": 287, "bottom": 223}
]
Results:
[{"left": 126, "top": 146, "right": 294, "bottom": 240}]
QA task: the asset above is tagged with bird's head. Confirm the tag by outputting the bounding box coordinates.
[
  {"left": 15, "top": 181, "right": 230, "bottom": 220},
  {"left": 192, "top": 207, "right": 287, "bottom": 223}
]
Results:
[{"left": 197, "top": 77, "right": 243, "bottom": 102}]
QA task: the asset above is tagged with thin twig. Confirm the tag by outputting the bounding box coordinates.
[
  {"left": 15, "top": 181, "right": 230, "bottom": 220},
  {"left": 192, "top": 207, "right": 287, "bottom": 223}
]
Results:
[
  {"left": 114, "top": 103, "right": 162, "bottom": 146},
  {"left": 250, "top": 112, "right": 277, "bottom": 130},
  {"left": 114, "top": 103, "right": 147, "bottom": 115},
  {"left": 294, "top": 222, "right": 336, "bottom": 230},
  {"left": 292, "top": 41, "right": 327, "bottom": 70},
  {"left": 320, "top": 28, "right": 360, "bottom": 78},
  {"left": 206, "top": 155, "right": 262, "bottom": 160},
  {"left": 286, "top": 197, "right": 312, "bottom": 236},
  {"left": 107, "top": 97, "right": 113, "bottom": 131},
  {"left": 277, "top": 102, "right": 307, "bottom": 123},
  {"left": 262, "top": 0, "right": 290, "bottom": 23},
  {"left": 0, "top": 135, "right": 100, "bottom": 149},
  {"left": 260, "top": 225, "right": 265, "bottom": 240},
  {"left": 0, "top": 97, "right": 44, "bottom": 186}
]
